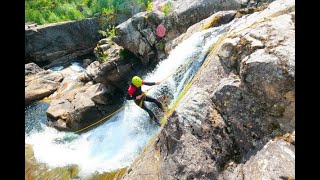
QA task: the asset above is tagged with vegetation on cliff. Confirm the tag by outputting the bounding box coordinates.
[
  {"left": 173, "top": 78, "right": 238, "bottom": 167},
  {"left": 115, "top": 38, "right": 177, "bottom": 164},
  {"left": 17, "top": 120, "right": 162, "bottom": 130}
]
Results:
[{"left": 25, "top": 0, "right": 150, "bottom": 25}]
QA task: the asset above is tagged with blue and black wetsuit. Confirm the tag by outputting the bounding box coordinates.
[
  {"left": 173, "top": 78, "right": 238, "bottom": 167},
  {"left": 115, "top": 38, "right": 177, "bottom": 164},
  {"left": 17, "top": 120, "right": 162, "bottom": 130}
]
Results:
[{"left": 126, "top": 81, "right": 164, "bottom": 122}]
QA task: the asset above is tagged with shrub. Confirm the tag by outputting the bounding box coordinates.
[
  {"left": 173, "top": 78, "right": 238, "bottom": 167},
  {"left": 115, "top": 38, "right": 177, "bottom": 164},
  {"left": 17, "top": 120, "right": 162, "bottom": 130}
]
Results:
[
  {"left": 47, "top": 11, "right": 61, "bottom": 23},
  {"left": 98, "top": 25, "right": 116, "bottom": 38},
  {"left": 161, "top": 3, "right": 173, "bottom": 16},
  {"left": 25, "top": 0, "right": 149, "bottom": 25},
  {"left": 146, "top": 0, "right": 152, "bottom": 12}
]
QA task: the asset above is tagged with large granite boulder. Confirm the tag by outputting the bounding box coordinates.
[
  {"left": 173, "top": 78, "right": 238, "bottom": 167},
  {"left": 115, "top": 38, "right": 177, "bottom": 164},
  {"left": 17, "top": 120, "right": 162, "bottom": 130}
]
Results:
[
  {"left": 46, "top": 82, "right": 120, "bottom": 131},
  {"left": 112, "top": 0, "right": 243, "bottom": 64},
  {"left": 112, "top": 11, "right": 165, "bottom": 65},
  {"left": 25, "top": 62, "right": 44, "bottom": 76},
  {"left": 222, "top": 138, "right": 295, "bottom": 179},
  {"left": 25, "top": 18, "right": 102, "bottom": 66},
  {"left": 25, "top": 64, "right": 64, "bottom": 105}
]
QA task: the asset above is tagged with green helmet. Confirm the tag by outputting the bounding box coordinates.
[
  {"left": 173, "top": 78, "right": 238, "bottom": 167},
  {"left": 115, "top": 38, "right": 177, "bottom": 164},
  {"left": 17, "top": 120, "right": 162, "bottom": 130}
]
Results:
[{"left": 132, "top": 76, "right": 143, "bottom": 87}]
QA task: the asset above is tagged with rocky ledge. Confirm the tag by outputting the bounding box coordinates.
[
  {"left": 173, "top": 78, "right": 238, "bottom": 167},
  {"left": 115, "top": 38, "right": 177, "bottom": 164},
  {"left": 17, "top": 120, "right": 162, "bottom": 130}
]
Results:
[{"left": 121, "top": 0, "right": 295, "bottom": 179}]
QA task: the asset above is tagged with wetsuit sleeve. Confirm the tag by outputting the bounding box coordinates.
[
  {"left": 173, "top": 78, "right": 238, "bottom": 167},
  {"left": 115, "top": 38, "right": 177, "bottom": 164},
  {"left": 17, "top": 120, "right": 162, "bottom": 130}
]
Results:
[{"left": 142, "top": 81, "right": 156, "bottom": 86}]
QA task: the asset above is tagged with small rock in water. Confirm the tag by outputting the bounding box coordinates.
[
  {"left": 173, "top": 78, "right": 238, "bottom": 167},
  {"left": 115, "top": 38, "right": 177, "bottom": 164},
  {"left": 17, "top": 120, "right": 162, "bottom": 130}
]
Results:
[
  {"left": 63, "top": 132, "right": 80, "bottom": 141},
  {"left": 52, "top": 132, "right": 79, "bottom": 144}
]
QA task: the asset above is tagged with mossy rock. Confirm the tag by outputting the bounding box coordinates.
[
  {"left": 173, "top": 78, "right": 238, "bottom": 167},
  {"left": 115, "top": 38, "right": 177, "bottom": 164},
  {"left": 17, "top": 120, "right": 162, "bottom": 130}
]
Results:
[
  {"left": 87, "top": 167, "right": 127, "bottom": 180},
  {"left": 202, "top": 15, "right": 222, "bottom": 30}
]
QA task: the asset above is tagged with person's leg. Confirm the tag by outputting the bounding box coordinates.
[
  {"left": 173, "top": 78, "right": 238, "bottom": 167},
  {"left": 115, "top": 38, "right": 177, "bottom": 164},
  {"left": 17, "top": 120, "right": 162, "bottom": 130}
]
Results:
[
  {"left": 135, "top": 100, "right": 161, "bottom": 126},
  {"left": 134, "top": 99, "right": 157, "bottom": 120},
  {"left": 144, "top": 95, "right": 165, "bottom": 112}
]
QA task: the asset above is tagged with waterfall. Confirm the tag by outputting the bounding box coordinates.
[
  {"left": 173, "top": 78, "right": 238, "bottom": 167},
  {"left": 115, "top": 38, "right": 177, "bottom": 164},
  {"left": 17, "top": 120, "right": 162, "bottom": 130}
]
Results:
[{"left": 25, "top": 23, "right": 230, "bottom": 178}]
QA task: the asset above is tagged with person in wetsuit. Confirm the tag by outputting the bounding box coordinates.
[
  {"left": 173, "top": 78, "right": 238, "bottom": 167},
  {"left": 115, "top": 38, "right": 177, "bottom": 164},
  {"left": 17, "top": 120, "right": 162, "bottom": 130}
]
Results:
[{"left": 126, "top": 76, "right": 164, "bottom": 126}]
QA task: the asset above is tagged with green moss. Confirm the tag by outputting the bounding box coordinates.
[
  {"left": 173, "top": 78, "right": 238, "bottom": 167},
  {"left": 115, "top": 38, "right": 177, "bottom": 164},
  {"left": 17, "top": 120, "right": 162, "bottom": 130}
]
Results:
[
  {"left": 69, "top": 165, "right": 79, "bottom": 178},
  {"left": 42, "top": 165, "right": 79, "bottom": 180},
  {"left": 160, "top": 116, "right": 167, "bottom": 125},
  {"left": 140, "top": 132, "right": 159, "bottom": 155},
  {"left": 161, "top": 3, "right": 173, "bottom": 16},
  {"left": 201, "top": 16, "right": 222, "bottom": 30},
  {"left": 231, "top": 52, "right": 238, "bottom": 61},
  {"left": 87, "top": 167, "right": 127, "bottom": 180},
  {"left": 25, "top": 144, "right": 34, "bottom": 159},
  {"left": 104, "top": 50, "right": 110, "bottom": 57},
  {"left": 146, "top": 0, "right": 153, "bottom": 12},
  {"left": 99, "top": 54, "right": 107, "bottom": 63},
  {"left": 98, "top": 25, "right": 116, "bottom": 39},
  {"left": 158, "top": 42, "right": 165, "bottom": 51}
]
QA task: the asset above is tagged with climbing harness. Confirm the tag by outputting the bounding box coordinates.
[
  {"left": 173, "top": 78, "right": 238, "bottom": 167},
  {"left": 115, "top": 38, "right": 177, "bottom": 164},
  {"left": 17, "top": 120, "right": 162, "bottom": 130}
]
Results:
[{"left": 139, "top": 92, "right": 146, "bottom": 108}]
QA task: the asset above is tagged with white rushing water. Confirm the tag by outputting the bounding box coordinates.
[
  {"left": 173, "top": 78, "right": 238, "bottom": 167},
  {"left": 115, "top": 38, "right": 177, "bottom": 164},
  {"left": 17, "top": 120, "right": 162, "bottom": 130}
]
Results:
[{"left": 25, "top": 24, "right": 229, "bottom": 178}]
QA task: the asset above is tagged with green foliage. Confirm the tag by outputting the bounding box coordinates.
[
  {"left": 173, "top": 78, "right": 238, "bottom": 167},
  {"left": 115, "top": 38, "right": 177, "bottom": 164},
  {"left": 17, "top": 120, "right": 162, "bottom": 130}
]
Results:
[
  {"left": 96, "top": 44, "right": 108, "bottom": 63},
  {"left": 107, "top": 25, "right": 116, "bottom": 38},
  {"left": 102, "top": 6, "right": 114, "bottom": 15},
  {"left": 100, "top": 51, "right": 109, "bottom": 63},
  {"left": 47, "top": 11, "right": 60, "bottom": 23},
  {"left": 146, "top": 0, "right": 152, "bottom": 12},
  {"left": 161, "top": 3, "right": 173, "bottom": 16},
  {"left": 81, "top": 6, "right": 93, "bottom": 17},
  {"left": 98, "top": 25, "right": 116, "bottom": 38},
  {"left": 158, "top": 41, "right": 165, "bottom": 50},
  {"left": 201, "top": 16, "right": 221, "bottom": 30},
  {"left": 25, "top": 0, "right": 150, "bottom": 25},
  {"left": 98, "top": 30, "right": 107, "bottom": 37}
]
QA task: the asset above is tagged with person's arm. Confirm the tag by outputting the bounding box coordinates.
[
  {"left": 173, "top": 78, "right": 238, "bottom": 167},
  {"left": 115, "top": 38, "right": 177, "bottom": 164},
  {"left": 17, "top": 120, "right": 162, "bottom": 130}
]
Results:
[{"left": 143, "top": 81, "right": 160, "bottom": 86}]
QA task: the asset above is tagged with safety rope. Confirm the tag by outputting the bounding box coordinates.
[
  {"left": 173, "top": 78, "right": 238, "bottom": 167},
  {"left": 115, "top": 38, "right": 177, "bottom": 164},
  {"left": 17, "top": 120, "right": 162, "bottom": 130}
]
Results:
[
  {"left": 73, "top": 104, "right": 128, "bottom": 134},
  {"left": 72, "top": 8, "right": 284, "bottom": 134},
  {"left": 72, "top": 49, "right": 208, "bottom": 133}
]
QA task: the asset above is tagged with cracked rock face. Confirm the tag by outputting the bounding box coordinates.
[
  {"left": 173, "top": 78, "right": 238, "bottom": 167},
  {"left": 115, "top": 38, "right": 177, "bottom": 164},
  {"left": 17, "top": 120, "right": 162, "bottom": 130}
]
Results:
[
  {"left": 222, "top": 139, "right": 295, "bottom": 180},
  {"left": 45, "top": 82, "right": 120, "bottom": 131},
  {"left": 158, "top": 88, "right": 235, "bottom": 180},
  {"left": 211, "top": 77, "right": 269, "bottom": 158},
  {"left": 112, "top": 11, "right": 164, "bottom": 65},
  {"left": 217, "top": 8, "right": 295, "bottom": 132},
  {"left": 112, "top": 0, "right": 243, "bottom": 64},
  {"left": 25, "top": 18, "right": 102, "bottom": 66},
  {"left": 122, "top": 0, "right": 294, "bottom": 179}
]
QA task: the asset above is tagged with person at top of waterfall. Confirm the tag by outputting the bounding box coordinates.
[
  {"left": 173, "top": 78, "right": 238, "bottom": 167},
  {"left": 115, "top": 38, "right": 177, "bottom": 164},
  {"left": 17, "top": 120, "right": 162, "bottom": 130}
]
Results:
[{"left": 126, "top": 76, "right": 165, "bottom": 126}]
